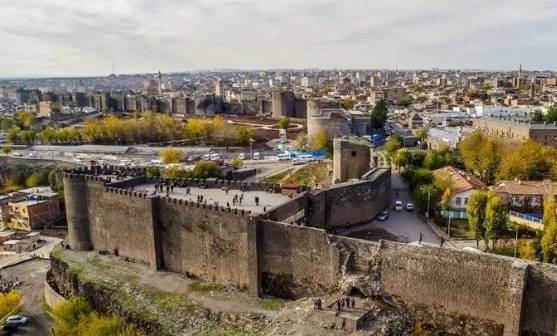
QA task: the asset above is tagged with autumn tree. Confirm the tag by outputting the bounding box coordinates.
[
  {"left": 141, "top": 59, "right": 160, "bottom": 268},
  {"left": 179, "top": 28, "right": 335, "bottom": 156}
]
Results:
[
  {"left": 160, "top": 147, "right": 183, "bottom": 164},
  {"left": 311, "top": 130, "right": 328, "bottom": 151},
  {"left": 484, "top": 192, "right": 508, "bottom": 251},
  {"left": 459, "top": 131, "right": 501, "bottom": 184},
  {"left": 466, "top": 191, "right": 488, "bottom": 249},
  {"left": 541, "top": 196, "right": 557, "bottom": 262},
  {"left": 416, "top": 127, "right": 429, "bottom": 141},
  {"left": 293, "top": 133, "right": 308, "bottom": 151},
  {"left": 497, "top": 140, "right": 557, "bottom": 181}
]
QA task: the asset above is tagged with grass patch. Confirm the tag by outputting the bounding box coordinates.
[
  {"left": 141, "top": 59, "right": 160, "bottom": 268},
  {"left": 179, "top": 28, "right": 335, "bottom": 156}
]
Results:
[
  {"left": 86, "top": 256, "right": 112, "bottom": 272},
  {"left": 188, "top": 281, "right": 222, "bottom": 293},
  {"left": 258, "top": 297, "right": 285, "bottom": 310},
  {"left": 286, "top": 163, "right": 329, "bottom": 187},
  {"left": 260, "top": 168, "right": 292, "bottom": 184}
]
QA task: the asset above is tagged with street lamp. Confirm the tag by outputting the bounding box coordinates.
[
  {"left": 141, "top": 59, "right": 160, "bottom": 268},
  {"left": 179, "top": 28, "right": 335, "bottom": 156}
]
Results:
[{"left": 249, "top": 138, "right": 255, "bottom": 160}]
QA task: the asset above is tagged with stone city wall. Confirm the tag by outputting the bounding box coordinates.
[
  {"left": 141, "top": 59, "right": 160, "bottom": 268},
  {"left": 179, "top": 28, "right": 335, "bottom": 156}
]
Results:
[
  {"left": 158, "top": 198, "right": 258, "bottom": 294},
  {"left": 62, "top": 169, "right": 557, "bottom": 335}
]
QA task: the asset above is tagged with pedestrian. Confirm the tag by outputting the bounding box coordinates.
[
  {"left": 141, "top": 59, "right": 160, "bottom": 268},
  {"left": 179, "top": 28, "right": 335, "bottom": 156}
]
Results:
[
  {"left": 440, "top": 237, "right": 445, "bottom": 247},
  {"left": 255, "top": 196, "right": 259, "bottom": 206},
  {"left": 227, "top": 202, "right": 230, "bottom": 208},
  {"left": 419, "top": 232, "right": 423, "bottom": 244},
  {"left": 263, "top": 206, "right": 267, "bottom": 212},
  {"left": 351, "top": 298, "right": 355, "bottom": 309},
  {"left": 336, "top": 301, "right": 341, "bottom": 311},
  {"left": 317, "top": 298, "right": 322, "bottom": 310}
]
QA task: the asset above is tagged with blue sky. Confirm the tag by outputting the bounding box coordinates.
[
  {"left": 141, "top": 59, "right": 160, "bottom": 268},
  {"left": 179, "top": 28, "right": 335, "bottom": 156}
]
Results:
[{"left": 0, "top": 0, "right": 556, "bottom": 76}]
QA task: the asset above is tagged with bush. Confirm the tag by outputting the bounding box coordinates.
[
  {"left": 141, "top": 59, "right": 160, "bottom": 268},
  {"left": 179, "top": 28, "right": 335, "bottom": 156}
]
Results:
[{"left": 0, "top": 290, "right": 22, "bottom": 320}]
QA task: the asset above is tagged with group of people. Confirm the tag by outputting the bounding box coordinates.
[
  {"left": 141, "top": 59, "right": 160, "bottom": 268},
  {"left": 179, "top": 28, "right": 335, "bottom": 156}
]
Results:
[
  {"left": 0, "top": 275, "right": 21, "bottom": 293},
  {"left": 336, "top": 296, "right": 356, "bottom": 311},
  {"left": 153, "top": 182, "right": 175, "bottom": 196}
]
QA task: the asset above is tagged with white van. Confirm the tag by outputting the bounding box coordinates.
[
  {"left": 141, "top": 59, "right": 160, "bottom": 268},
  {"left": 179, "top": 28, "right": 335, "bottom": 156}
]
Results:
[
  {"left": 277, "top": 153, "right": 290, "bottom": 161},
  {"left": 253, "top": 152, "right": 261, "bottom": 160},
  {"left": 210, "top": 153, "right": 221, "bottom": 161},
  {"left": 202, "top": 154, "right": 211, "bottom": 160}
]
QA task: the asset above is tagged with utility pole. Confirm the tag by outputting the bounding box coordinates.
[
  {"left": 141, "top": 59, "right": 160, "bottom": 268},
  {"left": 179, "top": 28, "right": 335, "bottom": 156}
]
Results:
[{"left": 514, "top": 225, "right": 519, "bottom": 258}]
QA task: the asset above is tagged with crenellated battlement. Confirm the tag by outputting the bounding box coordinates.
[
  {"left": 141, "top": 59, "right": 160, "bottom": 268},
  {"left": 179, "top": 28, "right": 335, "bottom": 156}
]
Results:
[
  {"left": 103, "top": 186, "right": 149, "bottom": 199},
  {"left": 159, "top": 194, "right": 252, "bottom": 217}
]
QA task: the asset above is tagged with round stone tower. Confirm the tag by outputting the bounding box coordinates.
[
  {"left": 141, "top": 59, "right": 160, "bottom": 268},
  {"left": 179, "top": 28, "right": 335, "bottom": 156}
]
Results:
[{"left": 63, "top": 173, "right": 92, "bottom": 250}]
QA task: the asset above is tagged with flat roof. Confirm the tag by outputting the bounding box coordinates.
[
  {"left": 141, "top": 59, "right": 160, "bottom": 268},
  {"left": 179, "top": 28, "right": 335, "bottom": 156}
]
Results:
[
  {"left": 478, "top": 117, "right": 557, "bottom": 130},
  {"left": 133, "top": 183, "right": 291, "bottom": 215}
]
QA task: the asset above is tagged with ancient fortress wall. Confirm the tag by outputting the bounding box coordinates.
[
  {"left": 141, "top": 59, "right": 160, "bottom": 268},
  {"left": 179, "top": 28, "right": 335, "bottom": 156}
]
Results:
[
  {"left": 307, "top": 168, "right": 391, "bottom": 230},
  {"left": 257, "top": 220, "right": 340, "bottom": 299},
  {"left": 62, "top": 169, "right": 557, "bottom": 335},
  {"left": 158, "top": 199, "right": 258, "bottom": 294}
]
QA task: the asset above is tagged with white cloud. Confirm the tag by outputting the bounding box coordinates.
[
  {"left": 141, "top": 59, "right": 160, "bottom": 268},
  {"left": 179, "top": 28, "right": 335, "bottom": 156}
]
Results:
[{"left": 0, "top": 0, "right": 555, "bottom": 76}]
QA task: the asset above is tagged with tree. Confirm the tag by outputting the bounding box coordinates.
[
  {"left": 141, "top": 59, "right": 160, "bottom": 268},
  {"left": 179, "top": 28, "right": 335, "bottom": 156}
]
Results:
[
  {"left": 410, "top": 168, "right": 434, "bottom": 189},
  {"left": 230, "top": 157, "right": 243, "bottom": 169},
  {"left": 484, "top": 193, "right": 508, "bottom": 252},
  {"left": 394, "top": 149, "right": 410, "bottom": 170},
  {"left": 342, "top": 98, "right": 355, "bottom": 110},
  {"left": 542, "top": 216, "right": 557, "bottom": 263},
  {"left": 459, "top": 131, "right": 501, "bottom": 184},
  {"left": 2, "top": 145, "right": 12, "bottom": 154},
  {"left": 21, "top": 130, "right": 36, "bottom": 144},
  {"left": 7, "top": 127, "right": 20, "bottom": 143},
  {"left": 399, "top": 95, "right": 413, "bottom": 108},
  {"left": 541, "top": 196, "right": 557, "bottom": 262},
  {"left": 234, "top": 125, "right": 253, "bottom": 146},
  {"left": 385, "top": 134, "right": 403, "bottom": 158},
  {"left": 293, "top": 133, "right": 308, "bottom": 151},
  {"left": 277, "top": 117, "right": 290, "bottom": 130},
  {"left": 160, "top": 147, "right": 182, "bottom": 164},
  {"left": 370, "top": 99, "right": 388, "bottom": 129},
  {"left": 25, "top": 173, "right": 42, "bottom": 187},
  {"left": 531, "top": 110, "right": 544, "bottom": 123},
  {"left": 519, "top": 240, "right": 537, "bottom": 261},
  {"left": 467, "top": 191, "right": 488, "bottom": 249},
  {"left": 192, "top": 161, "right": 221, "bottom": 179},
  {"left": 52, "top": 296, "right": 94, "bottom": 336},
  {"left": 146, "top": 166, "right": 161, "bottom": 178},
  {"left": 545, "top": 106, "right": 557, "bottom": 123},
  {"left": 413, "top": 183, "right": 439, "bottom": 215},
  {"left": 416, "top": 127, "right": 429, "bottom": 141},
  {"left": 497, "top": 140, "right": 557, "bottom": 181},
  {"left": 0, "top": 290, "right": 22, "bottom": 319},
  {"left": 310, "top": 130, "right": 328, "bottom": 151}
]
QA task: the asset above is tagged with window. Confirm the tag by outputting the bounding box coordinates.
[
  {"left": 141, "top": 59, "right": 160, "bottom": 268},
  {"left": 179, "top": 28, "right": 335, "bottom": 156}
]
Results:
[
  {"left": 351, "top": 151, "right": 356, "bottom": 157},
  {"left": 464, "top": 198, "right": 468, "bottom": 205},
  {"left": 456, "top": 197, "right": 461, "bottom": 205}
]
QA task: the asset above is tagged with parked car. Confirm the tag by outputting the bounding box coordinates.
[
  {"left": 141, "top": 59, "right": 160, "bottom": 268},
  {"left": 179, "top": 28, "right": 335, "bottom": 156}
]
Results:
[
  {"left": 277, "top": 153, "right": 291, "bottom": 161},
  {"left": 376, "top": 210, "right": 390, "bottom": 221},
  {"left": 210, "top": 153, "right": 221, "bottom": 161},
  {"left": 5, "top": 315, "right": 28, "bottom": 326},
  {"left": 394, "top": 201, "right": 403, "bottom": 211},
  {"left": 253, "top": 152, "right": 261, "bottom": 160},
  {"left": 238, "top": 153, "right": 246, "bottom": 160},
  {"left": 406, "top": 203, "right": 414, "bottom": 211},
  {"left": 202, "top": 154, "right": 211, "bottom": 160},
  {"left": 11, "top": 151, "right": 23, "bottom": 157},
  {"left": 28, "top": 152, "right": 38, "bottom": 158}
]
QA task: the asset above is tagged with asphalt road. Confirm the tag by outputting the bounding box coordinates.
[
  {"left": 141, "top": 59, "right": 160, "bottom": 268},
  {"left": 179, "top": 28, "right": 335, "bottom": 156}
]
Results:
[{"left": 1, "top": 259, "right": 52, "bottom": 336}]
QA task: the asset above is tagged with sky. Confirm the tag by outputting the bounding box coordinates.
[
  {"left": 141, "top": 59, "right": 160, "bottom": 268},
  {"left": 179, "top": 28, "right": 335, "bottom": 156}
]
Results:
[{"left": 0, "top": 0, "right": 556, "bottom": 77}]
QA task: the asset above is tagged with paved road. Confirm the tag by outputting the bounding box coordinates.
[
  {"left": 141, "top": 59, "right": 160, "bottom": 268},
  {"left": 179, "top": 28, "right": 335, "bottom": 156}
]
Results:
[
  {"left": 1, "top": 259, "right": 52, "bottom": 335},
  {"left": 343, "top": 167, "right": 440, "bottom": 245}
]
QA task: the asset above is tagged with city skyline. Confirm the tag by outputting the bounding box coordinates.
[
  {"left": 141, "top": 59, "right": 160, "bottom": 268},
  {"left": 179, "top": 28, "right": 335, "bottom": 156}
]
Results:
[{"left": 1, "top": 0, "right": 556, "bottom": 77}]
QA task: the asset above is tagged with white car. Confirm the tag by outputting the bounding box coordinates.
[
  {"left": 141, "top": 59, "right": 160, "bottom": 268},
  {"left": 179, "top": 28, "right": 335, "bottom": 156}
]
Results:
[
  {"left": 5, "top": 315, "right": 28, "bottom": 326},
  {"left": 238, "top": 153, "right": 246, "bottom": 160},
  {"left": 406, "top": 203, "right": 415, "bottom": 211},
  {"left": 253, "top": 152, "right": 261, "bottom": 160},
  {"left": 202, "top": 154, "right": 211, "bottom": 160},
  {"left": 28, "top": 152, "right": 38, "bottom": 158},
  {"left": 12, "top": 151, "right": 23, "bottom": 157},
  {"left": 277, "top": 153, "right": 290, "bottom": 161},
  {"left": 210, "top": 153, "right": 221, "bottom": 161},
  {"left": 394, "top": 201, "right": 403, "bottom": 211}
]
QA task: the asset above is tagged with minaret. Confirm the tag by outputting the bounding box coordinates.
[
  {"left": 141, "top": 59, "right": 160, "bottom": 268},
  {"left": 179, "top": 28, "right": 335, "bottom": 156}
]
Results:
[
  {"left": 516, "top": 64, "right": 523, "bottom": 88},
  {"left": 157, "top": 70, "right": 162, "bottom": 95}
]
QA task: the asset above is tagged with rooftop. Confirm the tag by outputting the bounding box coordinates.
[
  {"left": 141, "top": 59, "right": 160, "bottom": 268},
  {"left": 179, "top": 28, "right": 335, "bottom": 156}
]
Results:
[
  {"left": 494, "top": 180, "right": 557, "bottom": 196},
  {"left": 133, "top": 183, "right": 292, "bottom": 214},
  {"left": 434, "top": 166, "right": 487, "bottom": 194},
  {"left": 478, "top": 117, "right": 557, "bottom": 130}
]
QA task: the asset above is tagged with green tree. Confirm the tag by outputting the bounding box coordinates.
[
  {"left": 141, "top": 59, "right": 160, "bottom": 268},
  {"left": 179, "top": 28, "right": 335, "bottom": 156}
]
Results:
[
  {"left": 25, "top": 173, "right": 42, "bottom": 187},
  {"left": 466, "top": 191, "right": 488, "bottom": 249},
  {"left": 277, "top": 117, "right": 290, "bottom": 130},
  {"left": 192, "top": 161, "right": 221, "bottom": 179},
  {"left": 145, "top": 166, "right": 161, "bottom": 178},
  {"left": 531, "top": 110, "right": 544, "bottom": 123},
  {"left": 542, "top": 217, "right": 557, "bottom": 263},
  {"left": 7, "top": 126, "right": 20, "bottom": 143},
  {"left": 385, "top": 134, "right": 403, "bottom": 158},
  {"left": 410, "top": 168, "right": 434, "bottom": 189},
  {"left": 394, "top": 149, "right": 410, "bottom": 170},
  {"left": 484, "top": 193, "right": 508, "bottom": 252},
  {"left": 399, "top": 95, "right": 413, "bottom": 108},
  {"left": 497, "top": 140, "right": 557, "bottom": 181},
  {"left": 2, "top": 145, "right": 12, "bottom": 154},
  {"left": 52, "top": 296, "right": 94, "bottom": 336},
  {"left": 545, "top": 106, "right": 557, "bottom": 123},
  {"left": 416, "top": 127, "right": 429, "bottom": 141},
  {"left": 233, "top": 125, "right": 253, "bottom": 146},
  {"left": 370, "top": 99, "right": 388, "bottom": 129}
]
